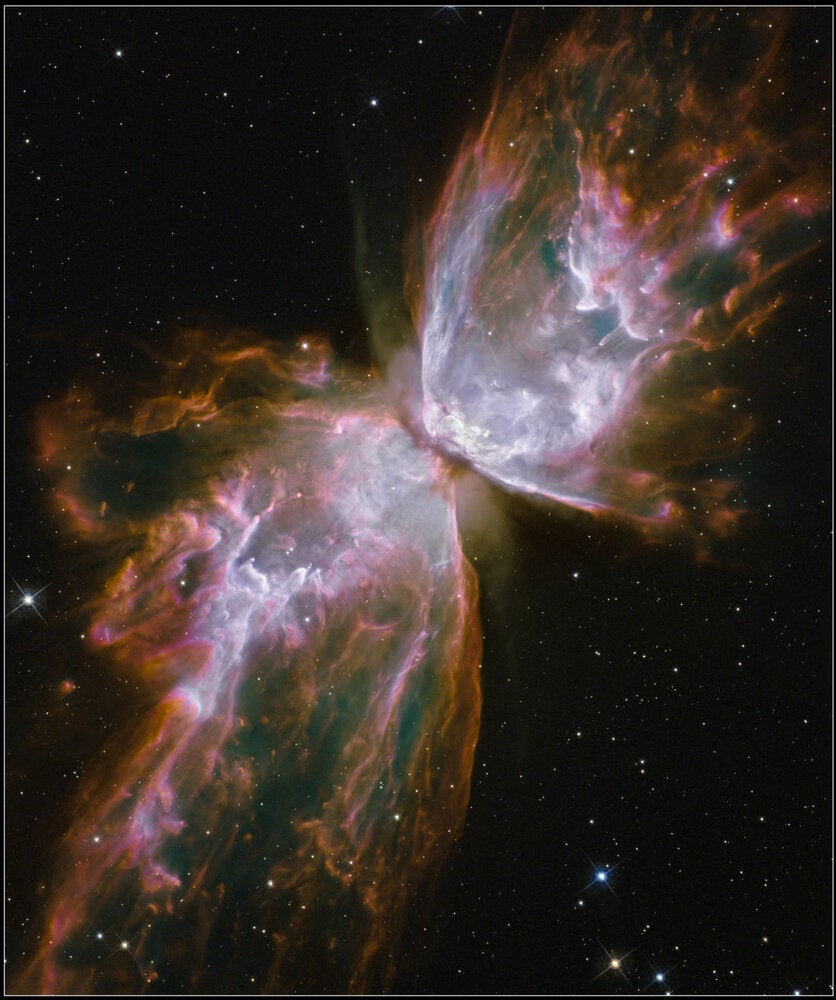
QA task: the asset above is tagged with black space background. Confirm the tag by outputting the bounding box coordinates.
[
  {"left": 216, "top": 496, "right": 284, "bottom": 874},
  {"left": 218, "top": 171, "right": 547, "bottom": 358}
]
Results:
[{"left": 5, "top": 7, "right": 832, "bottom": 996}]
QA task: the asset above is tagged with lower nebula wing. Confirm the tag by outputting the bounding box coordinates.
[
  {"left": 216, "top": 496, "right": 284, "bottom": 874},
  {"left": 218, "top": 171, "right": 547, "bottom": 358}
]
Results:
[{"left": 25, "top": 337, "right": 481, "bottom": 994}]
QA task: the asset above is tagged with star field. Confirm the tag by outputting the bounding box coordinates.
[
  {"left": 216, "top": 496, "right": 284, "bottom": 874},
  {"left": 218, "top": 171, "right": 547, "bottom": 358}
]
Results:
[{"left": 6, "top": 7, "right": 831, "bottom": 996}]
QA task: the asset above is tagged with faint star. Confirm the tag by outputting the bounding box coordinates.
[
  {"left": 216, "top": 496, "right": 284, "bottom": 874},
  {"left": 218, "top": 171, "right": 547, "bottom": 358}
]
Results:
[{"left": 433, "top": 6, "right": 465, "bottom": 22}]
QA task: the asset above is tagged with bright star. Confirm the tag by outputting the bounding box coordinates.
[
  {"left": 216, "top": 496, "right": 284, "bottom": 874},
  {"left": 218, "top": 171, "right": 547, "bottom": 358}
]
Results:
[
  {"left": 7, "top": 577, "right": 48, "bottom": 621},
  {"left": 648, "top": 960, "right": 679, "bottom": 987},
  {"left": 592, "top": 940, "right": 639, "bottom": 985},
  {"left": 581, "top": 855, "right": 621, "bottom": 895},
  {"left": 103, "top": 42, "right": 134, "bottom": 70},
  {"left": 370, "top": 98, "right": 378, "bottom": 108}
]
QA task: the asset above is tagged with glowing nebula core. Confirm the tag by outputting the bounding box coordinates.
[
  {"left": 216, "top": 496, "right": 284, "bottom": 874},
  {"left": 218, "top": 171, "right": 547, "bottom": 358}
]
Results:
[{"left": 19, "top": 9, "right": 826, "bottom": 995}]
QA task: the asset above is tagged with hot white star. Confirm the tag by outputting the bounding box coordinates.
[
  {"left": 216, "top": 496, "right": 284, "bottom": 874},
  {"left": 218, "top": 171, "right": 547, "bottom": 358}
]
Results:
[
  {"left": 7, "top": 577, "right": 48, "bottom": 621},
  {"left": 580, "top": 854, "right": 622, "bottom": 895}
]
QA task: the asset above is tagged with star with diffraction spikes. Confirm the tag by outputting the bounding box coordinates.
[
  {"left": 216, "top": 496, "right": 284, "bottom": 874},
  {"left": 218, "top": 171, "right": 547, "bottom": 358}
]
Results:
[
  {"left": 580, "top": 854, "right": 622, "bottom": 897},
  {"left": 352, "top": 89, "right": 392, "bottom": 127},
  {"left": 593, "top": 939, "right": 641, "bottom": 987},
  {"left": 100, "top": 39, "right": 137, "bottom": 75},
  {"left": 432, "top": 6, "right": 465, "bottom": 23},
  {"left": 96, "top": 927, "right": 156, "bottom": 987},
  {"left": 641, "top": 959, "right": 679, "bottom": 992},
  {"left": 6, "top": 577, "right": 48, "bottom": 621}
]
